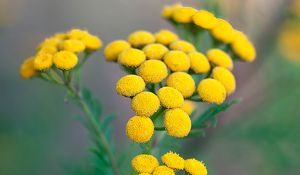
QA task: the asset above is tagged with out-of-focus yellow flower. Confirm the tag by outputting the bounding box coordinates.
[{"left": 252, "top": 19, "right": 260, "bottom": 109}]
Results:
[
  {"left": 155, "top": 29, "right": 179, "bottom": 45},
  {"left": 104, "top": 40, "right": 131, "bottom": 61},
  {"left": 231, "top": 31, "right": 256, "bottom": 62},
  {"left": 189, "top": 52, "right": 211, "bottom": 73},
  {"left": 126, "top": 116, "right": 154, "bottom": 143},
  {"left": 211, "top": 19, "right": 236, "bottom": 43},
  {"left": 116, "top": 75, "right": 145, "bottom": 97},
  {"left": 138, "top": 60, "right": 168, "bottom": 83},
  {"left": 53, "top": 51, "right": 78, "bottom": 70},
  {"left": 161, "top": 151, "right": 185, "bottom": 170},
  {"left": 164, "top": 108, "right": 191, "bottom": 138},
  {"left": 81, "top": 34, "right": 103, "bottom": 51},
  {"left": 139, "top": 173, "right": 151, "bottom": 175},
  {"left": 166, "top": 72, "right": 195, "bottom": 98},
  {"left": 169, "top": 40, "right": 196, "bottom": 53},
  {"left": 132, "top": 154, "right": 159, "bottom": 173},
  {"left": 34, "top": 52, "right": 53, "bottom": 70},
  {"left": 118, "top": 48, "right": 146, "bottom": 67},
  {"left": 143, "top": 43, "right": 169, "bottom": 60},
  {"left": 54, "top": 32, "right": 67, "bottom": 40},
  {"left": 67, "top": 28, "right": 89, "bottom": 40},
  {"left": 161, "top": 3, "right": 182, "bottom": 18},
  {"left": 157, "top": 87, "right": 184, "bottom": 108},
  {"left": 38, "top": 45, "right": 58, "bottom": 55},
  {"left": 290, "top": 0, "right": 300, "bottom": 16},
  {"left": 212, "top": 67, "right": 236, "bottom": 96},
  {"left": 181, "top": 100, "right": 196, "bottom": 115},
  {"left": 128, "top": 30, "right": 155, "bottom": 47},
  {"left": 131, "top": 92, "right": 160, "bottom": 117},
  {"left": 172, "top": 7, "right": 197, "bottom": 23},
  {"left": 184, "top": 159, "right": 207, "bottom": 175},
  {"left": 197, "top": 78, "right": 226, "bottom": 104},
  {"left": 20, "top": 57, "right": 37, "bottom": 79},
  {"left": 207, "top": 49, "right": 233, "bottom": 70},
  {"left": 62, "top": 39, "right": 86, "bottom": 53},
  {"left": 192, "top": 10, "right": 218, "bottom": 29},
  {"left": 38, "top": 37, "right": 61, "bottom": 49},
  {"left": 164, "top": 51, "right": 190, "bottom": 72},
  {"left": 153, "top": 166, "right": 175, "bottom": 175}
]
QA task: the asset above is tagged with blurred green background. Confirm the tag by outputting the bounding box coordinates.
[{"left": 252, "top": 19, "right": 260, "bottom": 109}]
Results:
[{"left": 1, "top": 0, "right": 299, "bottom": 174}]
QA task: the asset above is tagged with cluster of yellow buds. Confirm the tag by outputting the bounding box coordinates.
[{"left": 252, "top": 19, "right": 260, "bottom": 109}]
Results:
[
  {"left": 131, "top": 151, "right": 207, "bottom": 175},
  {"left": 19, "top": 28, "right": 102, "bottom": 80}
]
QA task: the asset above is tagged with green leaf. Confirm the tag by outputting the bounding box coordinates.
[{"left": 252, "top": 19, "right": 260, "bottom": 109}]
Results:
[{"left": 81, "top": 87, "right": 103, "bottom": 119}]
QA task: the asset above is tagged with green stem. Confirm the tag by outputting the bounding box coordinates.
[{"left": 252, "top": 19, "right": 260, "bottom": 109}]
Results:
[{"left": 154, "top": 127, "right": 166, "bottom": 131}]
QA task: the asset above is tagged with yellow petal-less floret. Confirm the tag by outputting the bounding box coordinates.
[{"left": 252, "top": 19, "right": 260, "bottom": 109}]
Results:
[
  {"left": 161, "top": 3, "right": 182, "bottom": 19},
  {"left": 155, "top": 29, "right": 179, "bottom": 45},
  {"left": 153, "top": 166, "right": 175, "bottom": 175},
  {"left": 132, "top": 154, "right": 159, "bottom": 173},
  {"left": 212, "top": 67, "right": 236, "bottom": 96},
  {"left": 131, "top": 92, "right": 160, "bottom": 117},
  {"left": 38, "top": 45, "right": 58, "bottom": 55},
  {"left": 163, "top": 51, "right": 190, "bottom": 72},
  {"left": 169, "top": 40, "right": 196, "bottom": 53},
  {"left": 118, "top": 48, "right": 146, "bottom": 67},
  {"left": 126, "top": 116, "right": 154, "bottom": 143},
  {"left": 143, "top": 43, "right": 169, "bottom": 60},
  {"left": 189, "top": 52, "right": 211, "bottom": 73},
  {"left": 38, "top": 37, "right": 61, "bottom": 49},
  {"left": 128, "top": 30, "right": 155, "bottom": 47},
  {"left": 164, "top": 108, "right": 191, "bottom": 138},
  {"left": 211, "top": 19, "right": 236, "bottom": 43},
  {"left": 181, "top": 100, "right": 196, "bottom": 115},
  {"left": 231, "top": 31, "right": 256, "bottom": 62},
  {"left": 197, "top": 78, "right": 226, "bottom": 104},
  {"left": 20, "top": 57, "right": 37, "bottom": 79},
  {"left": 81, "top": 34, "right": 103, "bottom": 51},
  {"left": 53, "top": 51, "right": 78, "bottom": 70},
  {"left": 192, "top": 10, "right": 218, "bottom": 29},
  {"left": 34, "top": 52, "right": 53, "bottom": 70},
  {"left": 207, "top": 49, "right": 233, "bottom": 70},
  {"left": 157, "top": 87, "right": 184, "bottom": 108},
  {"left": 161, "top": 151, "right": 185, "bottom": 170},
  {"left": 184, "top": 159, "right": 207, "bottom": 175},
  {"left": 104, "top": 40, "right": 131, "bottom": 61},
  {"left": 166, "top": 72, "right": 195, "bottom": 98},
  {"left": 62, "top": 39, "right": 86, "bottom": 53},
  {"left": 116, "top": 75, "right": 145, "bottom": 97},
  {"left": 67, "top": 28, "right": 89, "bottom": 40},
  {"left": 172, "top": 7, "right": 197, "bottom": 23},
  {"left": 139, "top": 173, "right": 151, "bottom": 175},
  {"left": 138, "top": 60, "right": 168, "bottom": 83}
]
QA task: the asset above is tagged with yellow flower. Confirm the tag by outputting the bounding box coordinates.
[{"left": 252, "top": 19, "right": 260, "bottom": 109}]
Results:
[
  {"left": 126, "top": 116, "right": 154, "bottom": 143},
  {"left": 143, "top": 43, "right": 169, "bottom": 60},
  {"left": 132, "top": 154, "right": 159, "bottom": 173},
  {"left": 81, "top": 34, "right": 103, "bottom": 51},
  {"left": 128, "top": 30, "right": 155, "bottom": 47},
  {"left": 181, "top": 100, "right": 196, "bottom": 115},
  {"left": 34, "top": 52, "right": 53, "bottom": 70},
  {"left": 197, "top": 78, "right": 226, "bottom": 104},
  {"left": 138, "top": 60, "right": 168, "bottom": 83},
  {"left": 62, "top": 39, "right": 86, "bottom": 53},
  {"left": 161, "top": 3, "right": 182, "bottom": 18},
  {"left": 139, "top": 174, "right": 151, "bottom": 175},
  {"left": 192, "top": 10, "right": 218, "bottom": 29},
  {"left": 169, "top": 40, "right": 196, "bottom": 53},
  {"left": 189, "top": 52, "right": 211, "bottom": 73},
  {"left": 207, "top": 49, "right": 233, "bottom": 70},
  {"left": 157, "top": 87, "right": 184, "bottom": 108},
  {"left": 161, "top": 151, "right": 185, "bottom": 170},
  {"left": 212, "top": 67, "right": 236, "bottom": 96},
  {"left": 38, "top": 37, "right": 61, "bottom": 49},
  {"left": 54, "top": 32, "right": 67, "bottom": 40},
  {"left": 67, "top": 28, "right": 89, "bottom": 40},
  {"left": 166, "top": 72, "right": 195, "bottom": 98},
  {"left": 53, "top": 51, "right": 78, "bottom": 70},
  {"left": 153, "top": 166, "right": 175, "bottom": 175},
  {"left": 172, "top": 7, "right": 197, "bottom": 23},
  {"left": 211, "top": 18, "right": 236, "bottom": 43},
  {"left": 104, "top": 40, "right": 131, "bottom": 61},
  {"left": 231, "top": 31, "right": 256, "bottom": 62},
  {"left": 116, "top": 75, "right": 145, "bottom": 97},
  {"left": 163, "top": 51, "right": 190, "bottom": 72},
  {"left": 118, "top": 48, "right": 146, "bottom": 67},
  {"left": 131, "top": 92, "right": 160, "bottom": 117},
  {"left": 38, "top": 45, "right": 58, "bottom": 55},
  {"left": 155, "top": 29, "right": 179, "bottom": 45},
  {"left": 184, "top": 159, "right": 207, "bottom": 175},
  {"left": 20, "top": 57, "right": 37, "bottom": 79},
  {"left": 164, "top": 108, "right": 191, "bottom": 138}
]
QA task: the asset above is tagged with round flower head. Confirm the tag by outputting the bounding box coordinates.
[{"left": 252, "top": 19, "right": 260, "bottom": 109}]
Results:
[
  {"left": 231, "top": 32, "right": 256, "bottom": 62},
  {"left": 192, "top": 10, "right": 218, "bottom": 29},
  {"left": 54, "top": 32, "right": 67, "bottom": 40},
  {"left": 163, "top": 51, "right": 190, "bottom": 72},
  {"left": 38, "top": 37, "right": 61, "bottom": 49},
  {"left": 155, "top": 29, "right": 179, "bottom": 45},
  {"left": 126, "top": 116, "right": 154, "bottom": 143},
  {"left": 131, "top": 92, "right": 160, "bottom": 117},
  {"left": 82, "top": 34, "right": 103, "bottom": 51},
  {"left": 181, "top": 100, "right": 196, "bottom": 115},
  {"left": 104, "top": 40, "right": 131, "bottom": 61},
  {"left": 189, "top": 52, "right": 211, "bottom": 73},
  {"left": 38, "top": 45, "right": 58, "bottom": 55},
  {"left": 211, "top": 19, "right": 236, "bottom": 43},
  {"left": 138, "top": 60, "right": 168, "bottom": 83},
  {"left": 166, "top": 72, "right": 195, "bottom": 98},
  {"left": 132, "top": 154, "right": 159, "bottom": 173},
  {"left": 212, "top": 67, "right": 236, "bottom": 96},
  {"left": 153, "top": 166, "right": 175, "bottom": 175},
  {"left": 118, "top": 48, "right": 146, "bottom": 67},
  {"left": 172, "top": 7, "right": 197, "bottom": 23},
  {"left": 20, "top": 57, "right": 37, "bottom": 79},
  {"left": 184, "top": 159, "right": 207, "bottom": 175},
  {"left": 67, "top": 28, "right": 89, "bottom": 40},
  {"left": 34, "top": 52, "right": 53, "bottom": 70},
  {"left": 62, "top": 39, "right": 85, "bottom": 53},
  {"left": 53, "top": 51, "right": 78, "bottom": 70},
  {"left": 116, "top": 75, "right": 145, "bottom": 97},
  {"left": 157, "top": 87, "right": 184, "bottom": 108},
  {"left": 164, "top": 108, "right": 191, "bottom": 138},
  {"left": 143, "top": 43, "right": 169, "bottom": 60},
  {"left": 169, "top": 40, "right": 196, "bottom": 53},
  {"left": 128, "top": 30, "right": 155, "bottom": 47},
  {"left": 207, "top": 49, "right": 233, "bottom": 70},
  {"left": 161, "top": 151, "right": 185, "bottom": 170},
  {"left": 197, "top": 78, "right": 226, "bottom": 104},
  {"left": 161, "top": 3, "right": 182, "bottom": 18}
]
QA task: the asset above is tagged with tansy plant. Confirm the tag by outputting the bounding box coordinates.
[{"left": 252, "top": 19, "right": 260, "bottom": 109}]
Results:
[{"left": 19, "top": 3, "right": 256, "bottom": 175}]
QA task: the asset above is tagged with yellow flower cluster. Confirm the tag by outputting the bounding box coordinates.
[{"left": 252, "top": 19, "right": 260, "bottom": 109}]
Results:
[
  {"left": 20, "top": 28, "right": 102, "bottom": 79},
  {"left": 131, "top": 152, "right": 207, "bottom": 175}
]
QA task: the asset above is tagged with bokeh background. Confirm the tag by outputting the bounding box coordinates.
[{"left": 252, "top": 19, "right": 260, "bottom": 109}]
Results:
[{"left": 1, "top": 0, "right": 299, "bottom": 174}]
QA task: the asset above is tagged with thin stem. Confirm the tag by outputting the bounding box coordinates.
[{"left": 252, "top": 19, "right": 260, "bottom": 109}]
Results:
[{"left": 154, "top": 127, "right": 166, "bottom": 131}]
